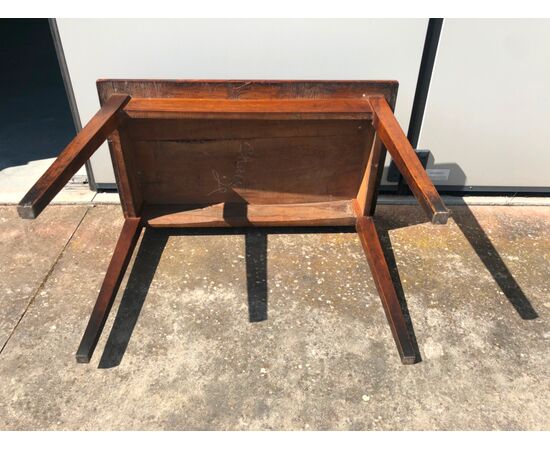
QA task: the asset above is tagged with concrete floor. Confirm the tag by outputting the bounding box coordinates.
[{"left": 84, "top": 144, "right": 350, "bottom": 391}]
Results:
[{"left": 0, "top": 203, "right": 548, "bottom": 430}]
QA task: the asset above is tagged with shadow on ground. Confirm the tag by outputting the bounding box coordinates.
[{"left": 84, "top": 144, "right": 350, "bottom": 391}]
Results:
[{"left": 96, "top": 200, "right": 537, "bottom": 368}]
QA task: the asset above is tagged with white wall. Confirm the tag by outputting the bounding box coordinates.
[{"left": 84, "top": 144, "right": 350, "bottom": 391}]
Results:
[
  {"left": 418, "top": 19, "right": 550, "bottom": 190},
  {"left": 56, "top": 19, "right": 428, "bottom": 186}
]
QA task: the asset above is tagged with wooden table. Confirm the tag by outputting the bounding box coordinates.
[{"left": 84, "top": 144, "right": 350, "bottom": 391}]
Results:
[{"left": 18, "top": 80, "right": 449, "bottom": 365}]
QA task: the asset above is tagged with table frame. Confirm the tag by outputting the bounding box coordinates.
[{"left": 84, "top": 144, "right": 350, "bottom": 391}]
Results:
[{"left": 18, "top": 80, "right": 449, "bottom": 364}]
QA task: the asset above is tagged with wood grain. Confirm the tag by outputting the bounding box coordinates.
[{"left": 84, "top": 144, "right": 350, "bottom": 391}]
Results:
[
  {"left": 355, "top": 132, "right": 383, "bottom": 216},
  {"left": 368, "top": 96, "right": 450, "bottom": 224},
  {"left": 97, "top": 79, "right": 398, "bottom": 107},
  {"left": 125, "top": 118, "right": 367, "bottom": 141},
  {"left": 132, "top": 123, "right": 371, "bottom": 205},
  {"left": 356, "top": 213, "right": 416, "bottom": 364},
  {"left": 123, "top": 97, "right": 373, "bottom": 120},
  {"left": 76, "top": 217, "right": 142, "bottom": 363},
  {"left": 17, "top": 94, "right": 130, "bottom": 219},
  {"left": 143, "top": 200, "right": 355, "bottom": 228},
  {"left": 107, "top": 124, "right": 143, "bottom": 217}
]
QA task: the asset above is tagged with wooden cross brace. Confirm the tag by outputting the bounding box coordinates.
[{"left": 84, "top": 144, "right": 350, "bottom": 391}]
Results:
[{"left": 18, "top": 80, "right": 449, "bottom": 365}]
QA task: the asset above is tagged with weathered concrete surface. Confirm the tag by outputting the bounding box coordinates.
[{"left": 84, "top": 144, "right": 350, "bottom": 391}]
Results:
[
  {"left": 0, "top": 204, "right": 548, "bottom": 430},
  {"left": 0, "top": 206, "right": 88, "bottom": 349}
]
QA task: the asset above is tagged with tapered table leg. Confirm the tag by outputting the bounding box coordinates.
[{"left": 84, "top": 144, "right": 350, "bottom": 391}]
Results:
[
  {"left": 76, "top": 217, "right": 143, "bottom": 363},
  {"left": 356, "top": 216, "right": 416, "bottom": 364}
]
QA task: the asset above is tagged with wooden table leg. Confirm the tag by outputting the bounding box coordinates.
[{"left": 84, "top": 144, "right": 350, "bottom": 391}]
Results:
[
  {"left": 356, "top": 216, "right": 416, "bottom": 364},
  {"left": 76, "top": 217, "right": 143, "bottom": 363},
  {"left": 17, "top": 94, "right": 130, "bottom": 220},
  {"left": 368, "top": 96, "right": 450, "bottom": 225}
]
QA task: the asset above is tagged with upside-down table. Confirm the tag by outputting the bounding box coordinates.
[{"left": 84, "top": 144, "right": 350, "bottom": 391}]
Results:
[{"left": 18, "top": 80, "right": 450, "bottom": 364}]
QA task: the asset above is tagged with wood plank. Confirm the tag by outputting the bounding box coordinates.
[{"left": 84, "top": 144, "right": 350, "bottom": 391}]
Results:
[
  {"left": 107, "top": 125, "right": 143, "bottom": 217},
  {"left": 133, "top": 131, "right": 369, "bottom": 205},
  {"left": 143, "top": 201, "right": 356, "bottom": 227},
  {"left": 366, "top": 143, "right": 388, "bottom": 217},
  {"left": 355, "top": 131, "right": 382, "bottom": 216},
  {"left": 97, "top": 79, "right": 399, "bottom": 107},
  {"left": 125, "top": 118, "right": 367, "bottom": 141},
  {"left": 368, "top": 96, "right": 450, "bottom": 224},
  {"left": 17, "top": 94, "right": 131, "bottom": 219},
  {"left": 355, "top": 214, "right": 416, "bottom": 364},
  {"left": 76, "top": 217, "right": 143, "bottom": 363},
  {"left": 123, "top": 98, "right": 373, "bottom": 120}
]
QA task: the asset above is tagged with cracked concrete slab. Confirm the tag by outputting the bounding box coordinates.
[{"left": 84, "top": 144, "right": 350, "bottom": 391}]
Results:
[{"left": 0, "top": 204, "right": 548, "bottom": 430}]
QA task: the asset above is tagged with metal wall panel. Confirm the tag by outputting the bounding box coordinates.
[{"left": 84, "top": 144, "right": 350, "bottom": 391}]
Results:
[
  {"left": 56, "top": 19, "right": 428, "bottom": 187},
  {"left": 418, "top": 19, "right": 550, "bottom": 191}
]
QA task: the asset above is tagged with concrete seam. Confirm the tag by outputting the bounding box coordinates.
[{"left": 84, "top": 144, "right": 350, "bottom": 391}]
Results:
[{"left": 0, "top": 207, "right": 90, "bottom": 356}]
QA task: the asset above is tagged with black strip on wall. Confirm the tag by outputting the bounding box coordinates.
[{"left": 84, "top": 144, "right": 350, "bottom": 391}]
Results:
[
  {"left": 395, "top": 18, "right": 443, "bottom": 195},
  {"left": 407, "top": 18, "right": 443, "bottom": 148}
]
